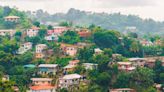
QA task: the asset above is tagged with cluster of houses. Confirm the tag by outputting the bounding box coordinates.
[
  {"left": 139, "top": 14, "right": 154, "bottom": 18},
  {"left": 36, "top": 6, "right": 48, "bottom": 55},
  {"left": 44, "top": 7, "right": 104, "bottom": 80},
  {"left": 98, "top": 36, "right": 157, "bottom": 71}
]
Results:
[
  {"left": 112, "top": 54, "right": 164, "bottom": 72},
  {"left": 140, "top": 39, "right": 162, "bottom": 46},
  {"left": 1, "top": 15, "right": 164, "bottom": 92}
]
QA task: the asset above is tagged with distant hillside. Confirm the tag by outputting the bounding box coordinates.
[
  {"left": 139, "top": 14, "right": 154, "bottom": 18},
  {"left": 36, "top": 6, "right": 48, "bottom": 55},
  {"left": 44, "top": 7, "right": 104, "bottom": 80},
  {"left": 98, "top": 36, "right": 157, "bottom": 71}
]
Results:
[
  {"left": 0, "top": 6, "right": 32, "bottom": 29},
  {"left": 27, "top": 8, "right": 164, "bottom": 35}
]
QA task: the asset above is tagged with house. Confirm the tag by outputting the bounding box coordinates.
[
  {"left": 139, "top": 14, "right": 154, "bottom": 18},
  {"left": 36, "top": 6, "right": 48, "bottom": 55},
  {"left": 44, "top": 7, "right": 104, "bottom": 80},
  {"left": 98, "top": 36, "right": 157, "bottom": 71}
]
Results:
[
  {"left": 17, "top": 42, "right": 32, "bottom": 54},
  {"left": 83, "top": 63, "right": 98, "bottom": 70},
  {"left": 2, "top": 75, "right": 9, "bottom": 81},
  {"left": 4, "top": 16, "right": 20, "bottom": 22},
  {"left": 140, "top": 40, "right": 153, "bottom": 46},
  {"left": 128, "top": 58, "right": 146, "bottom": 67},
  {"left": 112, "top": 54, "right": 122, "bottom": 61},
  {"left": 36, "top": 44, "right": 47, "bottom": 53},
  {"left": 64, "top": 65, "right": 76, "bottom": 72},
  {"left": 0, "top": 29, "right": 16, "bottom": 37},
  {"left": 38, "top": 64, "right": 58, "bottom": 75},
  {"left": 31, "top": 78, "right": 53, "bottom": 86},
  {"left": 42, "top": 49, "right": 54, "bottom": 58},
  {"left": 110, "top": 88, "right": 136, "bottom": 92},
  {"left": 45, "top": 34, "right": 58, "bottom": 41},
  {"left": 35, "top": 53, "right": 45, "bottom": 59},
  {"left": 69, "top": 60, "right": 80, "bottom": 66},
  {"left": 26, "top": 26, "right": 40, "bottom": 37},
  {"left": 77, "top": 29, "right": 91, "bottom": 38},
  {"left": 63, "top": 60, "right": 79, "bottom": 73},
  {"left": 154, "top": 83, "right": 163, "bottom": 92},
  {"left": 30, "top": 78, "right": 56, "bottom": 92},
  {"left": 145, "top": 57, "right": 164, "bottom": 68},
  {"left": 60, "top": 43, "right": 78, "bottom": 56},
  {"left": 94, "top": 48, "right": 103, "bottom": 55},
  {"left": 117, "top": 62, "right": 136, "bottom": 72},
  {"left": 154, "top": 40, "right": 162, "bottom": 46},
  {"left": 59, "top": 74, "right": 82, "bottom": 88},
  {"left": 35, "top": 44, "right": 47, "bottom": 59},
  {"left": 47, "top": 26, "right": 69, "bottom": 35}
]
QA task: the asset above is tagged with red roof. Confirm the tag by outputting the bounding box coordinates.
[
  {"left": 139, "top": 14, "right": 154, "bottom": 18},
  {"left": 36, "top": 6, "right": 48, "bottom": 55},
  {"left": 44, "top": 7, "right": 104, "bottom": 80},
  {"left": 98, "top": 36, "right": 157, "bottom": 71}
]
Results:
[
  {"left": 30, "top": 85, "right": 55, "bottom": 90},
  {"left": 78, "top": 31, "right": 91, "bottom": 38}
]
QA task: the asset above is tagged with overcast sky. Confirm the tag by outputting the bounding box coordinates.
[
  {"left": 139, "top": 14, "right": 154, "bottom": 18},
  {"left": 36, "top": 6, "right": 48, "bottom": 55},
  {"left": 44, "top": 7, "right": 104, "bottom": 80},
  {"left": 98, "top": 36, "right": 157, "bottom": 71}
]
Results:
[{"left": 1, "top": 0, "right": 164, "bottom": 21}]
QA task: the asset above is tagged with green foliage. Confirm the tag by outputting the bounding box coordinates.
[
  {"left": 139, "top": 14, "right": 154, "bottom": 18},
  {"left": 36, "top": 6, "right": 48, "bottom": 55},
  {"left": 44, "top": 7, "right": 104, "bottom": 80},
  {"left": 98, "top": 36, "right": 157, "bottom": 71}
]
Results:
[
  {"left": 59, "top": 30, "right": 80, "bottom": 44},
  {"left": 129, "top": 67, "right": 155, "bottom": 92},
  {"left": 78, "top": 47, "right": 94, "bottom": 62},
  {"left": 33, "top": 21, "right": 40, "bottom": 27},
  {"left": 56, "top": 57, "right": 72, "bottom": 67},
  {"left": 0, "top": 80, "right": 15, "bottom": 92},
  {"left": 153, "top": 60, "right": 164, "bottom": 83},
  {"left": 94, "top": 30, "right": 120, "bottom": 48},
  {"left": 38, "top": 29, "right": 47, "bottom": 38},
  {"left": 59, "top": 21, "right": 72, "bottom": 27},
  {"left": 113, "top": 72, "right": 130, "bottom": 88}
]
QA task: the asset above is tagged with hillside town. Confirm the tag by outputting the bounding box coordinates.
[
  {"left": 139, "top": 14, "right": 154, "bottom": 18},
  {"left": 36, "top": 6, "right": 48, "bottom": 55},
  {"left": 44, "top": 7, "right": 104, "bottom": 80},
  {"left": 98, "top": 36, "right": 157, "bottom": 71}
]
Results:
[{"left": 0, "top": 5, "right": 164, "bottom": 92}]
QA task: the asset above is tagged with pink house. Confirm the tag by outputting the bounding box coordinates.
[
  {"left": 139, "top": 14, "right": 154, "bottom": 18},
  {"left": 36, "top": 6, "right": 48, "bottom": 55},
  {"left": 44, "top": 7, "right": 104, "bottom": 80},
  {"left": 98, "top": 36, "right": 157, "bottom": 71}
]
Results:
[
  {"left": 117, "top": 62, "right": 136, "bottom": 72},
  {"left": 60, "top": 43, "right": 78, "bottom": 56},
  {"left": 26, "top": 26, "right": 40, "bottom": 37},
  {"left": 47, "top": 26, "right": 69, "bottom": 35}
]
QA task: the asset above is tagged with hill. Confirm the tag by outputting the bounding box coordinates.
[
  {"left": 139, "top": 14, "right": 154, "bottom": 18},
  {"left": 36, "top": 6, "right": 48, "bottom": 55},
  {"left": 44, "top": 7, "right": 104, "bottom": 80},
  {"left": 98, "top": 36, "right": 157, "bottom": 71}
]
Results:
[{"left": 27, "top": 8, "right": 164, "bottom": 35}]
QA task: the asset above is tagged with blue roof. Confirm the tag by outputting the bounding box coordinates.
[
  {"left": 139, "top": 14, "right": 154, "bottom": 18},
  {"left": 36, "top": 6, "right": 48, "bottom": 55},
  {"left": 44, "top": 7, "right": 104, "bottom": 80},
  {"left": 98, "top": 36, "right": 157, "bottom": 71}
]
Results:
[{"left": 23, "top": 64, "right": 36, "bottom": 68}]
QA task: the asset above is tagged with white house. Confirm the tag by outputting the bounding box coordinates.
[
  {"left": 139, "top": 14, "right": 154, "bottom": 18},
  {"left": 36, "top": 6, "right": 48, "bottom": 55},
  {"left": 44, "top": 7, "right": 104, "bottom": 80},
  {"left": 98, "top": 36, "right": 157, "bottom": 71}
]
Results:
[
  {"left": 35, "top": 44, "right": 47, "bottom": 53},
  {"left": 38, "top": 64, "right": 58, "bottom": 75},
  {"left": 94, "top": 48, "right": 103, "bottom": 55},
  {"left": 4, "top": 16, "right": 20, "bottom": 22},
  {"left": 83, "top": 63, "right": 98, "bottom": 70},
  {"left": 0, "top": 29, "right": 16, "bottom": 37},
  {"left": 45, "top": 34, "right": 58, "bottom": 41},
  {"left": 59, "top": 74, "right": 82, "bottom": 88},
  {"left": 17, "top": 42, "right": 32, "bottom": 54}
]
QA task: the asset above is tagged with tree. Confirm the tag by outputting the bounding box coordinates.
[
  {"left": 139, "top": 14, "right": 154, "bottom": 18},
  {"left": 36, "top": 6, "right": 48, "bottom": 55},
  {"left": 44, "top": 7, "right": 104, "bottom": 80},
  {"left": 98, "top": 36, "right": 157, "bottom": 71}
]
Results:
[
  {"left": 38, "top": 29, "right": 46, "bottom": 38},
  {"left": 47, "top": 25, "right": 53, "bottom": 30},
  {"left": 59, "top": 30, "right": 80, "bottom": 44},
  {"left": 78, "top": 47, "right": 94, "bottom": 62},
  {"left": 94, "top": 30, "right": 120, "bottom": 48},
  {"left": 130, "top": 67, "right": 155, "bottom": 92},
  {"left": 33, "top": 21, "right": 40, "bottom": 27},
  {"left": 153, "top": 60, "right": 164, "bottom": 83},
  {"left": 104, "top": 48, "right": 113, "bottom": 57},
  {"left": 113, "top": 72, "right": 130, "bottom": 88},
  {"left": 92, "top": 54, "right": 110, "bottom": 72},
  {"left": 59, "top": 21, "right": 72, "bottom": 27}
]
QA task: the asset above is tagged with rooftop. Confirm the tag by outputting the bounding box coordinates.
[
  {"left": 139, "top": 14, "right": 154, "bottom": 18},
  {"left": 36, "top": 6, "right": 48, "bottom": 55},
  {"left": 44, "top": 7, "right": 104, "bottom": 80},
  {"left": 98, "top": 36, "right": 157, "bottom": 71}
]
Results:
[
  {"left": 0, "top": 29, "right": 15, "bottom": 32},
  {"left": 4, "top": 16, "right": 20, "bottom": 19},
  {"left": 23, "top": 64, "right": 36, "bottom": 68},
  {"left": 62, "top": 74, "right": 81, "bottom": 80},
  {"left": 38, "top": 64, "right": 58, "bottom": 68},
  {"left": 64, "top": 65, "right": 75, "bottom": 69},
  {"left": 30, "top": 85, "right": 55, "bottom": 90},
  {"left": 128, "top": 58, "right": 146, "bottom": 61},
  {"left": 94, "top": 48, "right": 103, "bottom": 52},
  {"left": 83, "top": 63, "right": 98, "bottom": 66},
  {"left": 118, "top": 62, "right": 132, "bottom": 65},
  {"left": 31, "top": 78, "right": 53, "bottom": 81}
]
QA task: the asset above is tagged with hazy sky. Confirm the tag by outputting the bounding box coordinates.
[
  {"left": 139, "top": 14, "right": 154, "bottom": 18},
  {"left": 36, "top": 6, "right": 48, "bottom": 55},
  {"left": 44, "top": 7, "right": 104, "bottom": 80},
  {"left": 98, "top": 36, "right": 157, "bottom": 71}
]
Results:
[{"left": 1, "top": 0, "right": 164, "bottom": 21}]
